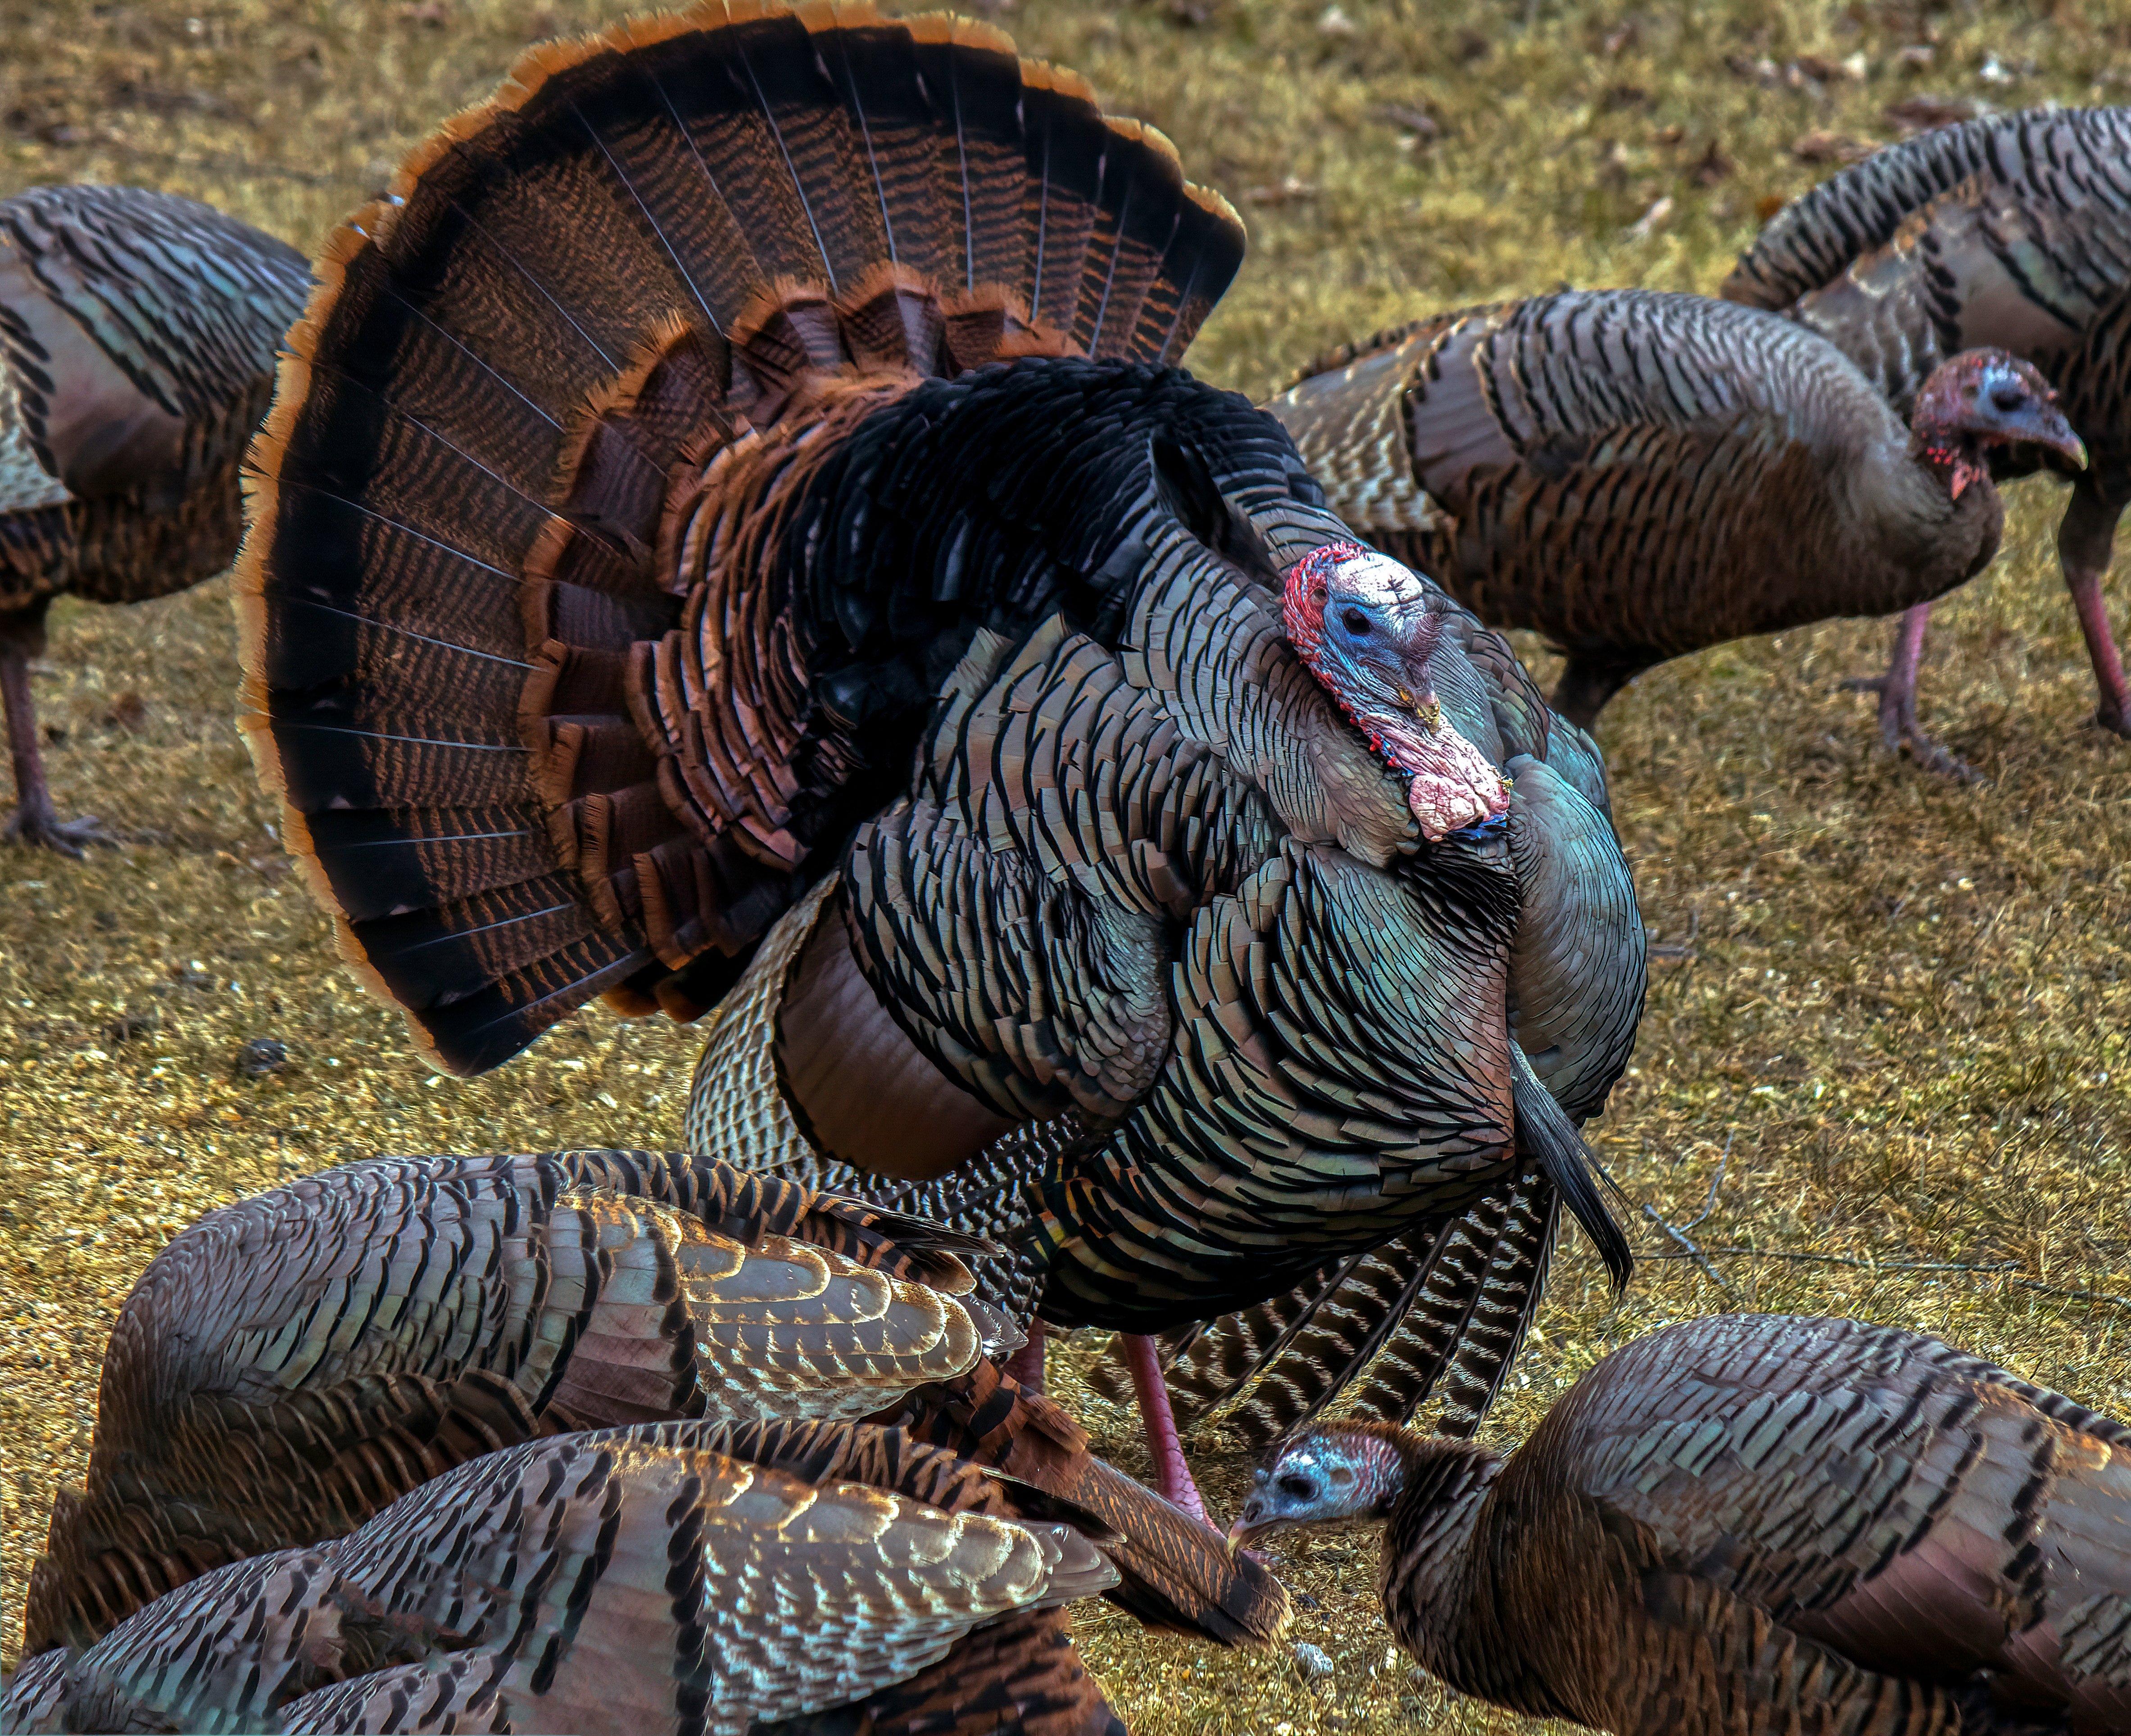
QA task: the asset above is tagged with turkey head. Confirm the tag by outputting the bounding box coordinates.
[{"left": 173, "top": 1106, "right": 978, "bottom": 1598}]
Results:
[
  {"left": 1911, "top": 349, "right": 2085, "bottom": 499},
  {"left": 1282, "top": 540, "right": 1513, "bottom": 841}
]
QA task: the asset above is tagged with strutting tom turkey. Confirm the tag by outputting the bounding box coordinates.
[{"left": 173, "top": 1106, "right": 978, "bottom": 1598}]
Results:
[
  {"left": 8, "top": 1419, "right": 1151, "bottom": 1736},
  {"left": 19, "top": 1149, "right": 1284, "bottom": 1664},
  {"left": 1232, "top": 1314, "right": 2131, "bottom": 1736},
  {"left": 1269, "top": 287, "right": 2085, "bottom": 771},
  {"left": 0, "top": 184, "right": 309, "bottom": 852},
  {"left": 236, "top": 2, "right": 1644, "bottom": 1518},
  {"left": 1725, "top": 107, "right": 2131, "bottom": 774}
]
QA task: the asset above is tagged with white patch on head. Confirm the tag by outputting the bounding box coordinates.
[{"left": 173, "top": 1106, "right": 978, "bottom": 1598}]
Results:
[{"left": 1328, "top": 547, "right": 1434, "bottom": 627}]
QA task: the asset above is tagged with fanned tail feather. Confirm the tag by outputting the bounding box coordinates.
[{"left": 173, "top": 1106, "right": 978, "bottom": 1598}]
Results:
[
  {"left": 1093, "top": 1164, "right": 1563, "bottom": 1448},
  {"left": 1356, "top": 1163, "right": 1558, "bottom": 1438},
  {"left": 238, "top": 1, "right": 1244, "bottom": 1075}
]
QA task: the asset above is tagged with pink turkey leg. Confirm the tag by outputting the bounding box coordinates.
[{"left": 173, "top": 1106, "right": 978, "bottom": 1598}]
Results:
[
  {"left": 1003, "top": 1334, "right": 1045, "bottom": 1391},
  {"left": 2069, "top": 571, "right": 2130, "bottom": 733},
  {"left": 0, "top": 621, "right": 109, "bottom": 856},
  {"left": 2059, "top": 488, "right": 2130, "bottom": 735},
  {"left": 1121, "top": 1332, "right": 1209, "bottom": 1524},
  {"left": 1847, "top": 604, "right": 1976, "bottom": 780}
]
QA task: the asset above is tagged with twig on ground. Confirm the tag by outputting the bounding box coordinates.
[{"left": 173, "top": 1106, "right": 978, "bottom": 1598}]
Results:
[
  {"left": 2009, "top": 1278, "right": 2131, "bottom": 1312},
  {"left": 1641, "top": 1249, "right": 2131, "bottom": 1314},
  {"left": 1629, "top": 1138, "right": 1735, "bottom": 1292},
  {"left": 1680, "top": 1139, "right": 1729, "bottom": 1231},
  {"left": 1647, "top": 1248, "right": 2020, "bottom": 1274}
]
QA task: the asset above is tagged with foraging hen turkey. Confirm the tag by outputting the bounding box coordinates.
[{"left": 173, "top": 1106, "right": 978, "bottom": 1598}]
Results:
[
  {"left": 0, "top": 183, "right": 308, "bottom": 852},
  {"left": 1270, "top": 288, "right": 2086, "bottom": 771},
  {"left": 1231, "top": 1313, "right": 2131, "bottom": 1736},
  {"left": 9, "top": 1419, "right": 1140, "bottom": 1735},
  {"left": 1724, "top": 107, "right": 2131, "bottom": 772},
  {"left": 238, "top": 4, "right": 1643, "bottom": 1514},
  {"left": 21, "top": 1149, "right": 1283, "bottom": 1660}
]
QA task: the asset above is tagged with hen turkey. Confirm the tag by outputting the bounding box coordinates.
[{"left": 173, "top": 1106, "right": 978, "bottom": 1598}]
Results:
[
  {"left": 1724, "top": 107, "right": 2131, "bottom": 772},
  {"left": 237, "top": 2, "right": 1641, "bottom": 1518},
  {"left": 1233, "top": 1313, "right": 2131, "bottom": 1736},
  {"left": 1270, "top": 288, "right": 2085, "bottom": 771},
  {"left": 20, "top": 1149, "right": 1283, "bottom": 1660},
  {"left": 0, "top": 184, "right": 308, "bottom": 852},
  {"left": 10, "top": 1419, "right": 1143, "bottom": 1735}
]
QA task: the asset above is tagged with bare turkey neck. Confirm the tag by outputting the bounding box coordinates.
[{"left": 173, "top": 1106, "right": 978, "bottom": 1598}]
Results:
[{"left": 1853, "top": 431, "right": 2003, "bottom": 596}]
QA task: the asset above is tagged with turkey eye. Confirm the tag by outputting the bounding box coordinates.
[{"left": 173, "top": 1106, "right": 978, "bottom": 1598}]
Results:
[
  {"left": 1339, "top": 607, "right": 1371, "bottom": 635},
  {"left": 1990, "top": 384, "right": 2027, "bottom": 413},
  {"left": 1279, "top": 1474, "right": 1316, "bottom": 1500}
]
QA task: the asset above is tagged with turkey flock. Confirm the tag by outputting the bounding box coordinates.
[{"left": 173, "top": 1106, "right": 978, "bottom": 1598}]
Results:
[{"left": 0, "top": 4, "right": 2125, "bottom": 1735}]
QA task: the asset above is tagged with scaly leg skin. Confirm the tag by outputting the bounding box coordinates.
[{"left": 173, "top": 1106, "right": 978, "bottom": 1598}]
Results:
[
  {"left": 2059, "top": 479, "right": 2130, "bottom": 739},
  {"left": 0, "top": 619, "right": 112, "bottom": 857},
  {"left": 1003, "top": 1334, "right": 1046, "bottom": 1392},
  {"left": 1843, "top": 604, "right": 1977, "bottom": 781},
  {"left": 1120, "top": 1332, "right": 1209, "bottom": 1525}
]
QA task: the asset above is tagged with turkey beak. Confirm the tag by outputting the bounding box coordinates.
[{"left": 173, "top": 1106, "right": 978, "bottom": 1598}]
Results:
[
  {"left": 1227, "top": 1501, "right": 1270, "bottom": 1552},
  {"left": 1994, "top": 399, "right": 2087, "bottom": 470}
]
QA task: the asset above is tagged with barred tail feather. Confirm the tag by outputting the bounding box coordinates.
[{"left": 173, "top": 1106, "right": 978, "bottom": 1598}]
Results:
[{"left": 1093, "top": 1164, "right": 1562, "bottom": 1449}]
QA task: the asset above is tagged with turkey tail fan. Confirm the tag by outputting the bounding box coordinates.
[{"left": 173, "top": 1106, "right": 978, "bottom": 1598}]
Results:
[
  {"left": 1088, "top": 1238, "right": 1434, "bottom": 1437},
  {"left": 236, "top": 2, "right": 1247, "bottom": 1076}
]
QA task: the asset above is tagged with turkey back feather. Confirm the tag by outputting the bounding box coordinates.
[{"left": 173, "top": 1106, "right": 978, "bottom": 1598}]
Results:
[
  {"left": 20, "top": 1147, "right": 1011, "bottom": 1654},
  {"left": 237, "top": 1, "right": 1245, "bottom": 1075},
  {"left": 1721, "top": 108, "right": 2131, "bottom": 313}
]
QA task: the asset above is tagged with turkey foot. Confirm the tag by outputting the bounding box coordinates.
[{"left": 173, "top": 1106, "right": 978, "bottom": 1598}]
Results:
[
  {"left": 1843, "top": 604, "right": 1978, "bottom": 781},
  {"left": 1120, "top": 1332, "right": 1209, "bottom": 1524},
  {"left": 0, "top": 640, "right": 114, "bottom": 857},
  {"left": 3, "top": 801, "right": 115, "bottom": 857}
]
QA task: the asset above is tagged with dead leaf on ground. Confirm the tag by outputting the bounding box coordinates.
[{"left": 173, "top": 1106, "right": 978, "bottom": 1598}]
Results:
[
  {"left": 1242, "top": 175, "right": 1318, "bottom": 206},
  {"left": 1691, "top": 138, "right": 1734, "bottom": 185},
  {"left": 100, "top": 693, "right": 147, "bottom": 732},
  {"left": 1884, "top": 94, "right": 1980, "bottom": 132},
  {"left": 1791, "top": 129, "right": 1875, "bottom": 165},
  {"left": 1792, "top": 52, "right": 1864, "bottom": 83},
  {"left": 1378, "top": 100, "right": 1439, "bottom": 139},
  {"left": 1628, "top": 194, "right": 1673, "bottom": 238}
]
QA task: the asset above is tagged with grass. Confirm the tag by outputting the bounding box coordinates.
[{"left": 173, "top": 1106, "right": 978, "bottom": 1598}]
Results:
[{"left": 2, "top": 0, "right": 2129, "bottom": 1727}]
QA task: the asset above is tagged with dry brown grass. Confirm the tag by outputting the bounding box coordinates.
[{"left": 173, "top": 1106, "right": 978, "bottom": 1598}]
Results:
[{"left": 1, "top": 0, "right": 2128, "bottom": 1728}]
